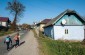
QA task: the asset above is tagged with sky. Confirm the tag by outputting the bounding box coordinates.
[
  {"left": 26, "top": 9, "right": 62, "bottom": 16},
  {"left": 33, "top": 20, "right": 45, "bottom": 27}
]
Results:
[{"left": 0, "top": 0, "right": 85, "bottom": 25}]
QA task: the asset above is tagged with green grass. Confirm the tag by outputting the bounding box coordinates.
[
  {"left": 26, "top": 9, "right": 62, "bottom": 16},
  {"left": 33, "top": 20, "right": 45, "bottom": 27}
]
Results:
[
  {"left": 40, "top": 38, "right": 85, "bottom": 55},
  {"left": 0, "top": 30, "right": 14, "bottom": 36},
  {"left": 33, "top": 29, "right": 85, "bottom": 55}
]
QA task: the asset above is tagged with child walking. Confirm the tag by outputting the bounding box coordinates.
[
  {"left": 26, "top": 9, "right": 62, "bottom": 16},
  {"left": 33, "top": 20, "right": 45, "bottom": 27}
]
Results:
[
  {"left": 4, "top": 35, "right": 12, "bottom": 51},
  {"left": 14, "top": 33, "right": 20, "bottom": 48}
]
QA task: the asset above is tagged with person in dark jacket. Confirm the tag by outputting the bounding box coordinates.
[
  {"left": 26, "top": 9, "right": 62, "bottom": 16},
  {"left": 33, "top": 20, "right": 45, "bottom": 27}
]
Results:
[{"left": 4, "top": 35, "right": 12, "bottom": 51}]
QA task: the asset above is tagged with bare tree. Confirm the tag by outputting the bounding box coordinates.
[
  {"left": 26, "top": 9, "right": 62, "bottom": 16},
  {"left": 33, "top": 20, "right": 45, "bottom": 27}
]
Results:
[{"left": 6, "top": 0, "right": 25, "bottom": 30}]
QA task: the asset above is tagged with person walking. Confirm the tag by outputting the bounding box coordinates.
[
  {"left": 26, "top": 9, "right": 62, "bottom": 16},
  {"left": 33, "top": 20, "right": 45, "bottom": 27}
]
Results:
[
  {"left": 4, "top": 35, "right": 12, "bottom": 51},
  {"left": 14, "top": 33, "right": 20, "bottom": 48}
]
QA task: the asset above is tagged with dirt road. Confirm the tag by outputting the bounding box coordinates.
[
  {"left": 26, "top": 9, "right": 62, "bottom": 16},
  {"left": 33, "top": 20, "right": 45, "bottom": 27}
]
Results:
[{"left": 7, "top": 30, "right": 39, "bottom": 55}]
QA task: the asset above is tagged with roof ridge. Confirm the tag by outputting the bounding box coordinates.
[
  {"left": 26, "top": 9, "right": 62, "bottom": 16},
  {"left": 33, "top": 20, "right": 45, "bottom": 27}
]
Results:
[
  {"left": 0, "top": 17, "right": 9, "bottom": 18},
  {"left": 44, "top": 9, "right": 84, "bottom": 27}
]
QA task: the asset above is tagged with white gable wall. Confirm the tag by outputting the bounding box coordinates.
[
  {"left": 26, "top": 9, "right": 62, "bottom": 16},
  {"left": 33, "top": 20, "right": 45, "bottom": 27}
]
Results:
[
  {"left": 2, "top": 22, "right": 7, "bottom": 27},
  {"left": 39, "top": 24, "right": 45, "bottom": 32},
  {"left": 54, "top": 26, "right": 84, "bottom": 41},
  {"left": 55, "top": 15, "right": 83, "bottom": 25}
]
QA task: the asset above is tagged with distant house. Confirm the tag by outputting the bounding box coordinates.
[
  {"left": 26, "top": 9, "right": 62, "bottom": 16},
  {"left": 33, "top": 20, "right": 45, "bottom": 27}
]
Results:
[
  {"left": 0, "top": 17, "right": 11, "bottom": 27},
  {"left": 44, "top": 9, "right": 85, "bottom": 41},
  {"left": 37, "top": 19, "right": 51, "bottom": 32},
  {"left": 31, "top": 25, "right": 36, "bottom": 29}
]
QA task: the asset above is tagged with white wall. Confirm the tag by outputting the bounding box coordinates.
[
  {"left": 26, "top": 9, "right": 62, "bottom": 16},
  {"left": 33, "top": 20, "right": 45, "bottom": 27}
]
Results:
[
  {"left": 54, "top": 26, "right": 84, "bottom": 41},
  {"left": 2, "top": 22, "right": 7, "bottom": 27},
  {"left": 39, "top": 24, "right": 45, "bottom": 32}
]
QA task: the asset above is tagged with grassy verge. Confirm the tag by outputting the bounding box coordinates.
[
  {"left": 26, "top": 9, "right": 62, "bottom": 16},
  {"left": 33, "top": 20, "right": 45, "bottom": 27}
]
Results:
[
  {"left": 32, "top": 29, "right": 37, "bottom": 37},
  {"left": 0, "top": 30, "right": 14, "bottom": 36},
  {"left": 33, "top": 29, "right": 85, "bottom": 55}
]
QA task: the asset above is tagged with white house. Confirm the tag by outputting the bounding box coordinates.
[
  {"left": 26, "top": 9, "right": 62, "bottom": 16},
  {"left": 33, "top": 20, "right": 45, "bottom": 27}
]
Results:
[
  {"left": 44, "top": 9, "right": 85, "bottom": 41},
  {"left": 0, "top": 17, "right": 11, "bottom": 27}
]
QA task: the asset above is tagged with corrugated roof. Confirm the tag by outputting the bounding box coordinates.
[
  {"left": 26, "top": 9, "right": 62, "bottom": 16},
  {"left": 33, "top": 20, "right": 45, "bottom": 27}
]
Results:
[
  {"left": 0, "top": 17, "right": 9, "bottom": 22},
  {"left": 37, "top": 19, "right": 51, "bottom": 25},
  {"left": 45, "top": 9, "right": 85, "bottom": 27},
  {"left": 40, "top": 19, "right": 51, "bottom": 24}
]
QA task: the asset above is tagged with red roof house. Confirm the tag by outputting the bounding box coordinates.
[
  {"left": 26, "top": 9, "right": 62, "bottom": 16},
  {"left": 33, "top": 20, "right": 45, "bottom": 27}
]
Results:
[{"left": 0, "top": 17, "right": 11, "bottom": 27}]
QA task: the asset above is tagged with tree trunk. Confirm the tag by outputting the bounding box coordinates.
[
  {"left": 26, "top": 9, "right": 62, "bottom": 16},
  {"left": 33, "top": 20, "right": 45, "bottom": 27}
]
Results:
[{"left": 11, "top": 13, "right": 17, "bottom": 31}]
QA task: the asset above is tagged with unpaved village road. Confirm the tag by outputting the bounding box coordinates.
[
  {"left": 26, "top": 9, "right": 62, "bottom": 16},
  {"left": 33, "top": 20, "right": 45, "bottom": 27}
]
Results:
[
  {"left": 7, "top": 30, "right": 39, "bottom": 55},
  {"left": 0, "top": 30, "right": 27, "bottom": 55}
]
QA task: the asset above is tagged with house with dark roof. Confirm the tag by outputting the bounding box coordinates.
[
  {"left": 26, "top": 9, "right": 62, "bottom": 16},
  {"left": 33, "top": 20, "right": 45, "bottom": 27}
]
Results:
[
  {"left": 44, "top": 9, "right": 85, "bottom": 41},
  {"left": 0, "top": 17, "right": 11, "bottom": 27},
  {"left": 37, "top": 19, "right": 51, "bottom": 32}
]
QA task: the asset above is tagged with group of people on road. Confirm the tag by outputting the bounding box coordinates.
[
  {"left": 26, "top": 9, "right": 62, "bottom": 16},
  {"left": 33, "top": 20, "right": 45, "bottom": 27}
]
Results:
[{"left": 4, "top": 33, "right": 20, "bottom": 51}]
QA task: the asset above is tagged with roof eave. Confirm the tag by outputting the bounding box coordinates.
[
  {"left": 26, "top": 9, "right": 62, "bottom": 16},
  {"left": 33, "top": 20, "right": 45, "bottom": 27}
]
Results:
[{"left": 44, "top": 24, "right": 53, "bottom": 28}]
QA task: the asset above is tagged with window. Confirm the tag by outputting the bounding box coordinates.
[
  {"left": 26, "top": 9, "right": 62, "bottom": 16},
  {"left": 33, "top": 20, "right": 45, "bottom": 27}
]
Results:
[
  {"left": 67, "top": 29, "right": 68, "bottom": 34},
  {"left": 65, "top": 29, "right": 68, "bottom": 34},
  {"left": 65, "top": 29, "right": 67, "bottom": 34}
]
